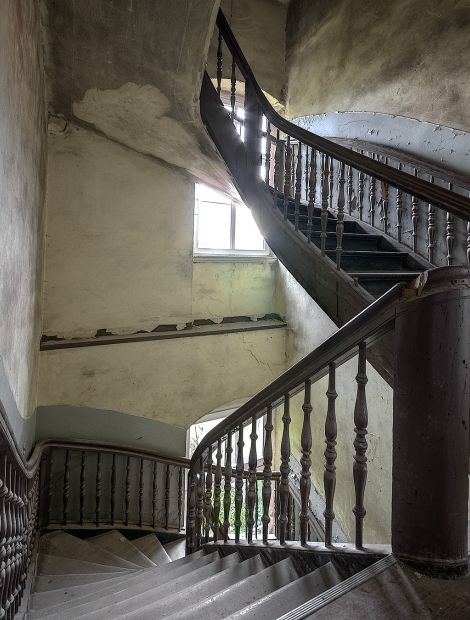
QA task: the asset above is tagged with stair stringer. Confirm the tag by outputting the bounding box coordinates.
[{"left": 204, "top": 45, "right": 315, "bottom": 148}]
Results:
[{"left": 200, "top": 72, "right": 395, "bottom": 386}]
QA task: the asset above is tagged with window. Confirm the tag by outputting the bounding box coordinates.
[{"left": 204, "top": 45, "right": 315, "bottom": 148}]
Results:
[{"left": 194, "top": 183, "right": 269, "bottom": 258}]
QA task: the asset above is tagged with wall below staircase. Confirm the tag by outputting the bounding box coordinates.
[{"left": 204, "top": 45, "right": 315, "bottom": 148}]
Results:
[{"left": 275, "top": 264, "right": 393, "bottom": 544}]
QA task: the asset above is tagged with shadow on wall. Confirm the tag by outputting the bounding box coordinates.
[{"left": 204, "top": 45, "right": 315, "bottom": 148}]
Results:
[{"left": 35, "top": 405, "right": 187, "bottom": 458}]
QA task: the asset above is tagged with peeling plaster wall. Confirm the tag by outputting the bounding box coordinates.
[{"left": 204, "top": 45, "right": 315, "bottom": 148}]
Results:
[
  {"left": 209, "top": 0, "right": 287, "bottom": 103},
  {"left": 286, "top": 0, "right": 470, "bottom": 132},
  {"left": 0, "top": 1, "right": 47, "bottom": 450},
  {"left": 40, "top": 124, "right": 284, "bottom": 430},
  {"left": 43, "top": 0, "right": 234, "bottom": 192},
  {"left": 39, "top": 330, "right": 287, "bottom": 429},
  {"left": 275, "top": 264, "right": 393, "bottom": 543}
]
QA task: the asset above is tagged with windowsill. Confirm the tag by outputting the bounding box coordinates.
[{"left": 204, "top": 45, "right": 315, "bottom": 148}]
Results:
[{"left": 193, "top": 254, "right": 277, "bottom": 264}]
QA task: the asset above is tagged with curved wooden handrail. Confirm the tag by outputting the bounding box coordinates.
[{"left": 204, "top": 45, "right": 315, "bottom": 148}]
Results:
[
  {"left": 190, "top": 279, "right": 408, "bottom": 470},
  {"left": 216, "top": 9, "right": 470, "bottom": 220}
]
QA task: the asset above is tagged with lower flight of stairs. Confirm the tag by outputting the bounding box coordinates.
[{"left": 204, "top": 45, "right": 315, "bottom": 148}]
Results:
[{"left": 25, "top": 530, "right": 345, "bottom": 619}]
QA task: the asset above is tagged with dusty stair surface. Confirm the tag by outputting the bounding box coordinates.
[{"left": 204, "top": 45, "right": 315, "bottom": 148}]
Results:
[{"left": 26, "top": 531, "right": 352, "bottom": 619}]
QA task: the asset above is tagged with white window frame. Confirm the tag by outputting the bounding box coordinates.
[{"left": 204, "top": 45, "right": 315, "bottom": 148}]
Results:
[{"left": 193, "top": 187, "right": 273, "bottom": 260}]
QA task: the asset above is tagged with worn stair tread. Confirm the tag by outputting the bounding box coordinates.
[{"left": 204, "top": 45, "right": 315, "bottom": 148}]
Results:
[
  {"left": 50, "top": 553, "right": 243, "bottom": 620},
  {"left": 39, "top": 531, "right": 138, "bottom": 570},
  {"left": 88, "top": 531, "right": 156, "bottom": 568},
  {"left": 163, "top": 538, "right": 186, "bottom": 561},
  {"left": 113, "top": 554, "right": 267, "bottom": 620},
  {"left": 131, "top": 533, "right": 171, "bottom": 565},
  {"left": 326, "top": 250, "right": 408, "bottom": 257},
  {"left": 350, "top": 271, "right": 421, "bottom": 278},
  {"left": 163, "top": 557, "right": 301, "bottom": 620},
  {"left": 36, "top": 554, "right": 132, "bottom": 576},
  {"left": 224, "top": 561, "right": 343, "bottom": 619}
]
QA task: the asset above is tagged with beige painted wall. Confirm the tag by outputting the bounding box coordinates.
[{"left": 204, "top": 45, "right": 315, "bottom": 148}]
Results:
[
  {"left": 39, "top": 329, "right": 287, "bottom": 429},
  {"left": 40, "top": 124, "right": 284, "bottom": 428},
  {"left": 209, "top": 0, "right": 287, "bottom": 103},
  {"left": 0, "top": 1, "right": 47, "bottom": 423},
  {"left": 275, "top": 264, "right": 393, "bottom": 543},
  {"left": 286, "top": 0, "right": 470, "bottom": 131}
]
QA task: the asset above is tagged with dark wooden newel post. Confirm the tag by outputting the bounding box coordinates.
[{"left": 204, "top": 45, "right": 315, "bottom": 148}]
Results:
[{"left": 392, "top": 266, "right": 470, "bottom": 577}]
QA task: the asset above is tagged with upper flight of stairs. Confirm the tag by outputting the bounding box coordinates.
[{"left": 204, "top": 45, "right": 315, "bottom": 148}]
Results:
[
  {"left": 279, "top": 195, "right": 426, "bottom": 298},
  {"left": 26, "top": 531, "right": 346, "bottom": 619}
]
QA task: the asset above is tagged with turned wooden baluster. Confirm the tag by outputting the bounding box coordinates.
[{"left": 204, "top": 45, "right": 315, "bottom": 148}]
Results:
[
  {"left": 274, "top": 477, "right": 280, "bottom": 539},
  {"left": 234, "top": 425, "right": 244, "bottom": 543},
  {"left": 369, "top": 160, "right": 377, "bottom": 227},
  {"left": 164, "top": 463, "right": 170, "bottom": 530},
  {"left": 273, "top": 130, "right": 282, "bottom": 209},
  {"left": 307, "top": 149, "right": 316, "bottom": 242},
  {"left": 294, "top": 143, "right": 302, "bottom": 231},
  {"left": 411, "top": 168, "right": 419, "bottom": 253},
  {"left": 110, "top": 454, "right": 116, "bottom": 526},
  {"left": 138, "top": 458, "right": 145, "bottom": 528},
  {"left": 213, "top": 439, "right": 222, "bottom": 542},
  {"left": 79, "top": 451, "right": 85, "bottom": 525},
  {"left": 0, "top": 457, "right": 8, "bottom": 619},
  {"left": 196, "top": 456, "right": 205, "bottom": 546},
  {"left": 380, "top": 159, "right": 389, "bottom": 234},
  {"left": 186, "top": 472, "right": 197, "bottom": 553},
  {"left": 204, "top": 447, "right": 213, "bottom": 542},
  {"left": 358, "top": 155, "right": 365, "bottom": 221},
  {"left": 396, "top": 163, "right": 404, "bottom": 243},
  {"left": 7, "top": 468, "right": 16, "bottom": 614},
  {"left": 255, "top": 481, "right": 259, "bottom": 540},
  {"left": 62, "top": 449, "right": 70, "bottom": 526},
  {"left": 467, "top": 219, "right": 470, "bottom": 265},
  {"left": 353, "top": 342, "right": 369, "bottom": 548},
  {"left": 300, "top": 380, "right": 313, "bottom": 545},
  {"left": 216, "top": 31, "right": 223, "bottom": 97},
  {"left": 320, "top": 154, "right": 330, "bottom": 255},
  {"left": 178, "top": 467, "right": 184, "bottom": 531},
  {"left": 230, "top": 57, "right": 236, "bottom": 122},
  {"left": 262, "top": 406, "right": 273, "bottom": 544},
  {"left": 152, "top": 461, "right": 158, "bottom": 529},
  {"left": 283, "top": 136, "right": 291, "bottom": 220},
  {"left": 223, "top": 432, "right": 233, "bottom": 543},
  {"left": 279, "top": 395, "right": 291, "bottom": 544},
  {"left": 446, "top": 183, "right": 455, "bottom": 266},
  {"left": 247, "top": 416, "right": 258, "bottom": 543},
  {"left": 336, "top": 162, "right": 345, "bottom": 270},
  {"left": 3, "top": 462, "right": 12, "bottom": 616},
  {"left": 304, "top": 146, "right": 309, "bottom": 202},
  {"left": 329, "top": 156, "right": 334, "bottom": 211},
  {"left": 124, "top": 456, "right": 131, "bottom": 526},
  {"left": 324, "top": 363, "right": 338, "bottom": 546},
  {"left": 95, "top": 452, "right": 102, "bottom": 527},
  {"left": 347, "top": 165, "right": 354, "bottom": 214},
  {"left": 265, "top": 120, "right": 271, "bottom": 185},
  {"left": 427, "top": 176, "right": 436, "bottom": 264},
  {"left": 291, "top": 144, "right": 296, "bottom": 198}
]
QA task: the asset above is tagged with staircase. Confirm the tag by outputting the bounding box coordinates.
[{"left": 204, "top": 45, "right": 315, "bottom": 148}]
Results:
[
  {"left": 280, "top": 194, "right": 425, "bottom": 297},
  {"left": 27, "top": 530, "right": 348, "bottom": 619}
]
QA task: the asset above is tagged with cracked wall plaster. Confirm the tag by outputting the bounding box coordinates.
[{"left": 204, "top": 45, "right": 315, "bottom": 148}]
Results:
[{"left": 286, "top": 0, "right": 470, "bottom": 132}]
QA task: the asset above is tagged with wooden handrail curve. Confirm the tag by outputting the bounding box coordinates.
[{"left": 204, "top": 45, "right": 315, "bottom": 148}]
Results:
[{"left": 216, "top": 9, "right": 470, "bottom": 220}]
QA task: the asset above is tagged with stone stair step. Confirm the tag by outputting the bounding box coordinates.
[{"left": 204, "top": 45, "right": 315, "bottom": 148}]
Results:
[
  {"left": 224, "top": 561, "right": 343, "bottom": 619},
  {"left": 30, "top": 550, "right": 224, "bottom": 618},
  {"left": 114, "top": 554, "right": 267, "bottom": 620},
  {"left": 163, "top": 538, "right": 186, "bottom": 561},
  {"left": 33, "top": 570, "right": 140, "bottom": 594},
  {"left": 39, "top": 531, "right": 138, "bottom": 570},
  {"left": 88, "top": 531, "right": 156, "bottom": 568},
  {"left": 131, "top": 533, "right": 171, "bottom": 565},
  {"left": 37, "top": 554, "right": 132, "bottom": 576},
  {"left": 49, "top": 553, "right": 242, "bottom": 620},
  {"left": 162, "top": 557, "right": 301, "bottom": 620}
]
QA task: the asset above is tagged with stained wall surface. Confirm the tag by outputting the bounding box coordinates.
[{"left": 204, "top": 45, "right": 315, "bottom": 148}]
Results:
[
  {"left": 286, "top": 0, "right": 470, "bottom": 131},
  {"left": 0, "top": 1, "right": 47, "bottom": 451}
]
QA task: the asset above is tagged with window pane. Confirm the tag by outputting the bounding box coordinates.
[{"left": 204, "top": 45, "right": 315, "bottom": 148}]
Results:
[
  {"left": 197, "top": 201, "right": 232, "bottom": 249},
  {"left": 234, "top": 204, "right": 265, "bottom": 250}
]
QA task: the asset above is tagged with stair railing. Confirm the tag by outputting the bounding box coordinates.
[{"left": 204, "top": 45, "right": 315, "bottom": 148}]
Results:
[
  {"left": 187, "top": 266, "right": 470, "bottom": 577},
  {"left": 0, "top": 415, "right": 191, "bottom": 616},
  {"left": 204, "top": 9, "right": 470, "bottom": 271}
]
